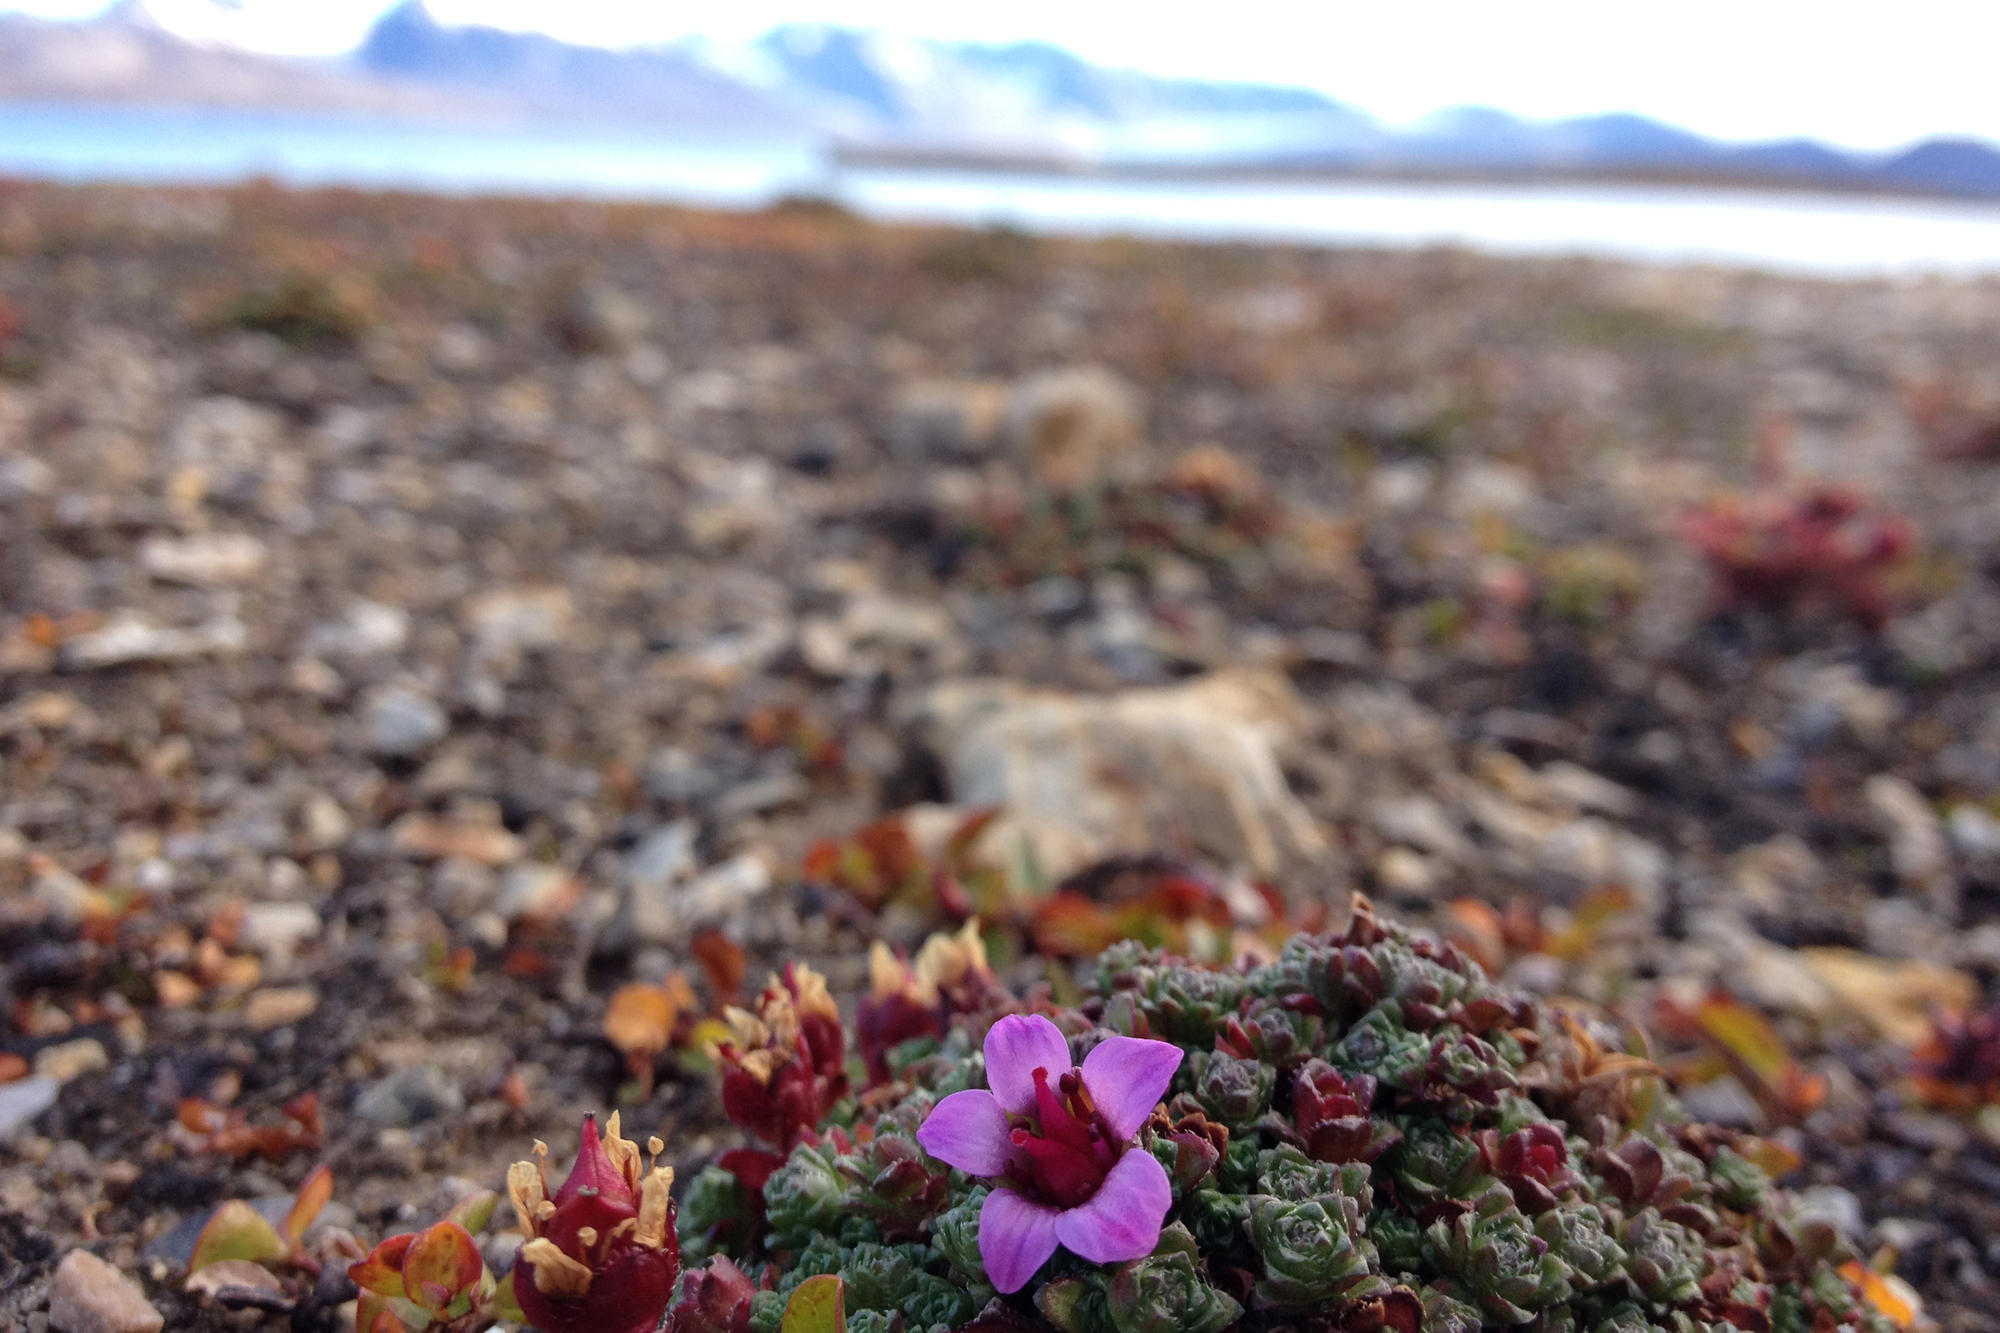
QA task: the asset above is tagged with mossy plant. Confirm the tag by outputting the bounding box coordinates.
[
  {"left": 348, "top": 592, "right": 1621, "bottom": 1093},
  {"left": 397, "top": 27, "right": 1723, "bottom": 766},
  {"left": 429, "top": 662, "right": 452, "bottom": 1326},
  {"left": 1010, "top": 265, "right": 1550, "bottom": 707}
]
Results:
[{"left": 673, "top": 896, "right": 1898, "bottom": 1333}]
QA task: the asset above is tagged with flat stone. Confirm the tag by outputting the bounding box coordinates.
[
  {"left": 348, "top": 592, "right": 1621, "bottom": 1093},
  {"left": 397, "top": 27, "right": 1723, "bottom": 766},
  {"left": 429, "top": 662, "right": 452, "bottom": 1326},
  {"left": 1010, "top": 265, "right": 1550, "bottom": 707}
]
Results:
[
  {"left": 47, "top": 1250, "right": 163, "bottom": 1333},
  {"left": 243, "top": 987, "right": 320, "bottom": 1032},
  {"left": 0, "top": 1076, "right": 59, "bottom": 1137},
  {"left": 354, "top": 1065, "right": 464, "bottom": 1128},
  {"left": 35, "top": 1038, "right": 109, "bottom": 1085},
  {"left": 364, "top": 685, "right": 449, "bottom": 759},
  {"left": 238, "top": 903, "right": 322, "bottom": 965}
]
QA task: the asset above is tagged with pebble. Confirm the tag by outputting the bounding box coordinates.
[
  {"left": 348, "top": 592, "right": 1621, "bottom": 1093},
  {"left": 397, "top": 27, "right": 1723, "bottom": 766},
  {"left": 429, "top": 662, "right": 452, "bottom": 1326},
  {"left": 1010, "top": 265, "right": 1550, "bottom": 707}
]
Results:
[
  {"left": 34, "top": 1038, "right": 109, "bottom": 1085},
  {"left": 1946, "top": 803, "right": 2000, "bottom": 859},
  {"left": 138, "top": 532, "right": 268, "bottom": 585},
  {"left": 1792, "top": 1185, "right": 1866, "bottom": 1241},
  {"left": 364, "top": 685, "right": 449, "bottom": 759},
  {"left": 243, "top": 987, "right": 320, "bottom": 1031},
  {"left": 46, "top": 1250, "right": 163, "bottom": 1333},
  {"left": 59, "top": 613, "right": 247, "bottom": 670},
  {"left": 0, "top": 1076, "right": 60, "bottom": 1137},
  {"left": 238, "top": 903, "right": 322, "bottom": 965},
  {"left": 354, "top": 1065, "right": 464, "bottom": 1128},
  {"left": 1864, "top": 774, "right": 1955, "bottom": 915}
]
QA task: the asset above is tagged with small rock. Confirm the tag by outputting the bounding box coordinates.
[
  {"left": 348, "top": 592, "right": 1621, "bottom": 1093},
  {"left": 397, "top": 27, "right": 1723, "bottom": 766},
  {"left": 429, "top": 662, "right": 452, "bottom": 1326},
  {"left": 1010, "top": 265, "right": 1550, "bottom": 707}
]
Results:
[
  {"left": 35, "top": 1038, "right": 109, "bottom": 1085},
  {"left": 644, "top": 747, "right": 721, "bottom": 806},
  {"left": 243, "top": 987, "right": 319, "bottom": 1032},
  {"left": 676, "top": 854, "right": 774, "bottom": 932},
  {"left": 1373, "top": 846, "right": 1438, "bottom": 897},
  {"left": 713, "top": 772, "right": 810, "bottom": 821},
  {"left": 1369, "top": 795, "right": 1472, "bottom": 862},
  {"left": 238, "top": 903, "right": 321, "bottom": 965},
  {"left": 1446, "top": 461, "right": 1537, "bottom": 516},
  {"left": 886, "top": 378, "right": 1006, "bottom": 459},
  {"left": 1535, "top": 762, "right": 1638, "bottom": 818},
  {"left": 1792, "top": 1186, "right": 1866, "bottom": 1241},
  {"left": 183, "top": 1259, "right": 284, "bottom": 1302},
  {"left": 909, "top": 669, "right": 1326, "bottom": 881},
  {"left": 364, "top": 685, "right": 448, "bottom": 760},
  {"left": 1002, "top": 366, "right": 1142, "bottom": 487},
  {"left": 390, "top": 814, "right": 522, "bottom": 866},
  {"left": 495, "top": 865, "right": 578, "bottom": 923},
  {"left": 1946, "top": 803, "right": 2000, "bottom": 859},
  {"left": 354, "top": 1066, "right": 464, "bottom": 1128},
  {"left": 463, "top": 585, "right": 573, "bottom": 656},
  {"left": 60, "top": 613, "right": 247, "bottom": 670},
  {"left": 308, "top": 601, "right": 408, "bottom": 660},
  {"left": 138, "top": 532, "right": 267, "bottom": 585},
  {"left": 1674, "top": 1074, "right": 1762, "bottom": 1129},
  {"left": 1864, "top": 774, "right": 1955, "bottom": 917},
  {"left": 47, "top": 1250, "right": 163, "bottom": 1333},
  {"left": 0, "top": 1076, "right": 59, "bottom": 1137}
]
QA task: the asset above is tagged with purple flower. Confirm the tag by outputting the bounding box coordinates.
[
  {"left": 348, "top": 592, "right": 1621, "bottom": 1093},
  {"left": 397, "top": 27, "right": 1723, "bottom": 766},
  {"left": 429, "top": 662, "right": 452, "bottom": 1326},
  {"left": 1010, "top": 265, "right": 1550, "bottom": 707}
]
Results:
[{"left": 916, "top": 1014, "right": 1183, "bottom": 1293}]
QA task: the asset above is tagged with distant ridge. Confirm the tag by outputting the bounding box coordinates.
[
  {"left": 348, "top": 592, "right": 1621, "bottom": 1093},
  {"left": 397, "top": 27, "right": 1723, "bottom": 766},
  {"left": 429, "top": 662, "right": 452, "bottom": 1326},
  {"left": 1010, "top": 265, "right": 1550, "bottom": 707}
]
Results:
[{"left": 2, "top": 0, "right": 1998, "bottom": 200}]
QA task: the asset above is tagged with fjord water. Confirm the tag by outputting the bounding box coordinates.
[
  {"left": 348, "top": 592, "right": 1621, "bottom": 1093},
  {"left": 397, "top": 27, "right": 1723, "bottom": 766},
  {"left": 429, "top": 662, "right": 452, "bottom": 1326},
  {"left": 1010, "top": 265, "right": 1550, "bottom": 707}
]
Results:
[{"left": 4, "top": 103, "right": 1999, "bottom": 277}]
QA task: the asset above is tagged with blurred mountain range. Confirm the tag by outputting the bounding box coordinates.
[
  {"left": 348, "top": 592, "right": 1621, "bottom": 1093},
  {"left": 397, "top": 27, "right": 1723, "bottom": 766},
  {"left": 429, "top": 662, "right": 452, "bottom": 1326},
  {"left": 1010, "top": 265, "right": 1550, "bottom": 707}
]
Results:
[{"left": 4, "top": 0, "right": 1999, "bottom": 198}]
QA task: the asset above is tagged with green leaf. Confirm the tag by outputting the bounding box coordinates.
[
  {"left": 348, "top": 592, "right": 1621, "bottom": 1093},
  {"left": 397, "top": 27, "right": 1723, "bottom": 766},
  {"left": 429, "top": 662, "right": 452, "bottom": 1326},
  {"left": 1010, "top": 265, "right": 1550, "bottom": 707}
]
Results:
[
  {"left": 187, "top": 1200, "right": 288, "bottom": 1274},
  {"left": 443, "top": 1188, "right": 499, "bottom": 1235},
  {"left": 780, "top": 1274, "right": 846, "bottom": 1333}
]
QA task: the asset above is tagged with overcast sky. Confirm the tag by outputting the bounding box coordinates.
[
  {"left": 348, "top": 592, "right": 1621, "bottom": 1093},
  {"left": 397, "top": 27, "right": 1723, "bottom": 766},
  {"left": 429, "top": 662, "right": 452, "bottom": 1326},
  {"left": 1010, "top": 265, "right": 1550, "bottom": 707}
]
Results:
[{"left": 5, "top": 0, "right": 1996, "bottom": 151}]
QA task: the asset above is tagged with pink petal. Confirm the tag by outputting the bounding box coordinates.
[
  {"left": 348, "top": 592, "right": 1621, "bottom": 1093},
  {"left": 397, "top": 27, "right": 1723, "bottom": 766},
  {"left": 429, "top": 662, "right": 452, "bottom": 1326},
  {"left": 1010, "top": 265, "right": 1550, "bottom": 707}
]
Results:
[
  {"left": 916, "top": 1090, "right": 1013, "bottom": 1177},
  {"left": 1080, "top": 1036, "right": 1184, "bottom": 1142},
  {"left": 1053, "top": 1148, "right": 1171, "bottom": 1265},
  {"left": 979, "top": 1187, "right": 1062, "bottom": 1293},
  {"left": 983, "top": 1014, "right": 1074, "bottom": 1117}
]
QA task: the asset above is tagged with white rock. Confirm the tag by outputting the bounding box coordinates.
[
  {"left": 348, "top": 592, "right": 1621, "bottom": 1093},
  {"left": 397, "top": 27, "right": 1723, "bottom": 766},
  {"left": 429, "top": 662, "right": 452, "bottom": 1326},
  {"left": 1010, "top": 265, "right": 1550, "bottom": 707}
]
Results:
[
  {"left": 0, "top": 1076, "right": 59, "bottom": 1137},
  {"left": 364, "top": 685, "right": 448, "bottom": 759},
  {"left": 47, "top": 1250, "right": 163, "bottom": 1333},
  {"left": 309, "top": 601, "right": 409, "bottom": 660},
  {"left": 909, "top": 669, "right": 1327, "bottom": 880},
  {"left": 238, "top": 902, "right": 322, "bottom": 965},
  {"left": 60, "top": 613, "right": 247, "bottom": 670},
  {"left": 1369, "top": 796, "right": 1472, "bottom": 862},
  {"left": 1947, "top": 803, "right": 2000, "bottom": 859},
  {"left": 138, "top": 532, "right": 267, "bottom": 585},
  {"left": 1002, "top": 366, "right": 1143, "bottom": 487},
  {"left": 1864, "top": 774, "right": 1955, "bottom": 916}
]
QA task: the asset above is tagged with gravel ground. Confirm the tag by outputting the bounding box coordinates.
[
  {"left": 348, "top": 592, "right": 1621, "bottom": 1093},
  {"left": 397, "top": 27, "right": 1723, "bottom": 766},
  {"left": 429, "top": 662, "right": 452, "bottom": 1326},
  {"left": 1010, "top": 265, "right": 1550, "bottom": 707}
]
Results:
[{"left": 3, "top": 180, "right": 2000, "bottom": 1330}]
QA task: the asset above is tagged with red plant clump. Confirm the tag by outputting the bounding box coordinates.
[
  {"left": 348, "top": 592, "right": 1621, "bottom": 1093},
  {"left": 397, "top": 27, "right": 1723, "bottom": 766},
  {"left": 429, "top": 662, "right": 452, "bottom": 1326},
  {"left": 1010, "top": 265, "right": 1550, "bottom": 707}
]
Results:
[
  {"left": 1681, "top": 483, "right": 1912, "bottom": 630},
  {"left": 179, "top": 1091, "right": 323, "bottom": 1160},
  {"left": 710, "top": 963, "right": 849, "bottom": 1191},
  {"left": 855, "top": 920, "right": 1003, "bottom": 1083},
  {"left": 506, "top": 1113, "right": 680, "bottom": 1333},
  {"left": 1908, "top": 1005, "right": 2000, "bottom": 1109}
]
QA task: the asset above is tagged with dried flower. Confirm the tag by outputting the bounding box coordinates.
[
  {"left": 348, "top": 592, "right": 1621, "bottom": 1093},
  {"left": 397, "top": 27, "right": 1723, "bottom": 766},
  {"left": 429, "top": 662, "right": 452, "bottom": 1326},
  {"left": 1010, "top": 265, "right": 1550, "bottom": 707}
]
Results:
[
  {"left": 712, "top": 963, "right": 848, "bottom": 1151},
  {"left": 507, "top": 1112, "right": 678, "bottom": 1333},
  {"left": 916, "top": 1014, "right": 1181, "bottom": 1292}
]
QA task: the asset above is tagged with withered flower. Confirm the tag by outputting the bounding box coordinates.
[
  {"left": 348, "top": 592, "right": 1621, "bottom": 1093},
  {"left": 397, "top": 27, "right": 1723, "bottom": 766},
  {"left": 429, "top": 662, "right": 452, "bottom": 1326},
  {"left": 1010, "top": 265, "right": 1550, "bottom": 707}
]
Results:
[{"left": 509, "top": 1112, "right": 678, "bottom": 1333}]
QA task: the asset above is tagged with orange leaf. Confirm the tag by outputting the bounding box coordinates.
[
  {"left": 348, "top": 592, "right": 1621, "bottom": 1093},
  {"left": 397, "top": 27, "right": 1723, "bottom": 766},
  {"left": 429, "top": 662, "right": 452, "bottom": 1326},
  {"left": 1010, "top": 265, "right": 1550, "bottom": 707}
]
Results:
[
  {"left": 283, "top": 1164, "right": 334, "bottom": 1246},
  {"left": 1839, "top": 1261, "right": 1918, "bottom": 1330},
  {"left": 603, "top": 983, "right": 681, "bottom": 1059},
  {"left": 347, "top": 1233, "right": 414, "bottom": 1300},
  {"left": 692, "top": 929, "right": 748, "bottom": 1007},
  {"left": 401, "top": 1220, "right": 483, "bottom": 1317}
]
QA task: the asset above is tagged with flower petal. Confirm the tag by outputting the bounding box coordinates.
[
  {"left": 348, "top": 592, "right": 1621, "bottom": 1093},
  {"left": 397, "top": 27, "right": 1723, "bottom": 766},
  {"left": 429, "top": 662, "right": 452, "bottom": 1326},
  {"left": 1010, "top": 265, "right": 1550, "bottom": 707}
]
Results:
[
  {"left": 979, "top": 1187, "right": 1063, "bottom": 1294},
  {"left": 1053, "top": 1148, "right": 1171, "bottom": 1265},
  {"left": 916, "top": 1090, "right": 1013, "bottom": 1177},
  {"left": 983, "top": 1014, "right": 1074, "bottom": 1116},
  {"left": 1080, "top": 1036, "right": 1184, "bottom": 1142}
]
